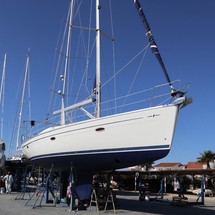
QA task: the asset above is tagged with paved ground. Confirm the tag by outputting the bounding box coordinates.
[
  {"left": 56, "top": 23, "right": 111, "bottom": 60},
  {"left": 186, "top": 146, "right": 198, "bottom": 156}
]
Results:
[{"left": 0, "top": 191, "right": 214, "bottom": 215}]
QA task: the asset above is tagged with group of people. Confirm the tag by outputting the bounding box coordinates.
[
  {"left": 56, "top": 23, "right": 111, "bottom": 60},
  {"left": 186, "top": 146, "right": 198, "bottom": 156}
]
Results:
[{"left": 0, "top": 172, "right": 14, "bottom": 194}]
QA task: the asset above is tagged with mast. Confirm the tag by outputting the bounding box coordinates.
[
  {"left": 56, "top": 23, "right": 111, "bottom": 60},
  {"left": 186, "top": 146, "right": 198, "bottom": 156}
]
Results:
[
  {"left": 133, "top": 0, "right": 175, "bottom": 93},
  {"left": 60, "top": 0, "right": 74, "bottom": 125},
  {"left": 95, "top": 0, "right": 101, "bottom": 118},
  {"left": 16, "top": 51, "right": 30, "bottom": 156},
  {"left": 0, "top": 54, "right": 6, "bottom": 139}
]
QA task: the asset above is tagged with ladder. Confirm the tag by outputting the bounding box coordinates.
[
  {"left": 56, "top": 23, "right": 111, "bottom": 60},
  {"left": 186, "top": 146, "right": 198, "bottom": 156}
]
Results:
[
  {"left": 89, "top": 189, "right": 99, "bottom": 213},
  {"left": 104, "top": 189, "right": 115, "bottom": 213}
]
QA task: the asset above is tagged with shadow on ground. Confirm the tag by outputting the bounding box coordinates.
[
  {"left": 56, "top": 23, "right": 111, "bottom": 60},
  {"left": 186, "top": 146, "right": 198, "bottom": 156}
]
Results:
[{"left": 115, "top": 191, "right": 214, "bottom": 215}]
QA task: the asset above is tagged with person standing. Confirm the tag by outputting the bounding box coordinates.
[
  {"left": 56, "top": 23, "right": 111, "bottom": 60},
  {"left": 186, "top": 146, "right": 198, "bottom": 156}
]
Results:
[{"left": 4, "top": 172, "right": 13, "bottom": 194}]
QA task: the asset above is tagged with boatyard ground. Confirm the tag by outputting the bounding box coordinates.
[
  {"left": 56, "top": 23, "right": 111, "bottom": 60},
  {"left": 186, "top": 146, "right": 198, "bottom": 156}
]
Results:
[{"left": 0, "top": 191, "right": 214, "bottom": 215}]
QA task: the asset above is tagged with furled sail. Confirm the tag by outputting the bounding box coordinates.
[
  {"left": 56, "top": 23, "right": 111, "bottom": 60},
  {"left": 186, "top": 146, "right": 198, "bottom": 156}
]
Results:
[{"left": 134, "top": 0, "right": 174, "bottom": 92}]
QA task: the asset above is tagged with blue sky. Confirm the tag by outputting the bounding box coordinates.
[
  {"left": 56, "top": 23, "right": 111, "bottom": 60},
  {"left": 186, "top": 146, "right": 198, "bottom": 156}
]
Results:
[{"left": 0, "top": 0, "right": 214, "bottom": 164}]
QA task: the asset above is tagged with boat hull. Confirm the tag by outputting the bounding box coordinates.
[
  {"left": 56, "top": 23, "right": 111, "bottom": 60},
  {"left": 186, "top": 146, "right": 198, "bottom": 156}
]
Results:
[{"left": 21, "top": 104, "right": 179, "bottom": 172}]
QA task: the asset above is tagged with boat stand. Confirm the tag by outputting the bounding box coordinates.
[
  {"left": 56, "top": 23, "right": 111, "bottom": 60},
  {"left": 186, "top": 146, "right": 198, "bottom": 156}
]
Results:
[
  {"left": 171, "top": 175, "right": 206, "bottom": 206},
  {"left": 171, "top": 176, "right": 188, "bottom": 206},
  {"left": 25, "top": 164, "right": 57, "bottom": 208},
  {"left": 15, "top": 164, "right": 35, "bottom": 200},
  {"left": 195, "top": 176, "right": 206, "bottom": 205},
  {"left": 154, "top": 177, "right": 166, "bottom": 200}
]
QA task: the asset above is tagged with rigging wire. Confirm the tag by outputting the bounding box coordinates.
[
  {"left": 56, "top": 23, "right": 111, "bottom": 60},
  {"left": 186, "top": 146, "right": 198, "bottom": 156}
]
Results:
[
  {"left": 85, "top": 0, "right": 93, "bottom": 95},
  {"left": 108, "top": 0, "right": 117, "bottom": 114},
  {"left": 120, "top": 44, "right": 149, "bottom": 111},
  {"left": 45, "top": 0, "right": 180, "bottom": 125},
  {"left": 101, "top": 44, "right": 150, "bottom": 88},
  {"left": 47, "top": 15, "right": 69, "bottom": 118},
  {"left": 47, "top": 0, "right": 96, "bottom": 122},
  {"left": 73, "top": 0, "right": 94, "bottom": 105}
]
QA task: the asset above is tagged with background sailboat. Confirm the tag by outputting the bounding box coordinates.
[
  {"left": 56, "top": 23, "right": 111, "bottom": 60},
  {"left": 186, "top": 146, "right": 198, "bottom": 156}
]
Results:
[
  {"left": 0, "top": 54, "right": 6, "bottom": 169},
  {"left": 8, "top": 51, "right": 31, "bottom": 160}
]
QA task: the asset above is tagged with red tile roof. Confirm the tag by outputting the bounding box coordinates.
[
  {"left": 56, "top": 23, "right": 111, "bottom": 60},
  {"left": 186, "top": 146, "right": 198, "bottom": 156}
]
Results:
[{"left": 186, "top": 162, "right": 207, "bottom": 169}]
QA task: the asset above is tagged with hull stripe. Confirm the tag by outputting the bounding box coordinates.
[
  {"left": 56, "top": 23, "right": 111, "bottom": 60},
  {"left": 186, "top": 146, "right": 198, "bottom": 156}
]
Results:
[{"left": 31, "top": 144, "right": 170, "bottom": 161}]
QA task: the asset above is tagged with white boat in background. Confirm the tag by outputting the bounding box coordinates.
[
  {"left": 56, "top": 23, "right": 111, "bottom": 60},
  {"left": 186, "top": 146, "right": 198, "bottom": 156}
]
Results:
[
  {"left": 6, "top": 51, "right": 30, "bottom": 162},
  {"left": 0, "top": 54, "right": 6, "bottom": 169},
  {"left": 21, "top": 0, "right": 191, "bottom": 173}
]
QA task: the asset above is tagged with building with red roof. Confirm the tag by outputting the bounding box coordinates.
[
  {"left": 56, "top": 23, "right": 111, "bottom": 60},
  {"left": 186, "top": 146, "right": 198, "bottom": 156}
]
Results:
[{"left": 185, "top": 162, "right": 207, "bottom": 170}]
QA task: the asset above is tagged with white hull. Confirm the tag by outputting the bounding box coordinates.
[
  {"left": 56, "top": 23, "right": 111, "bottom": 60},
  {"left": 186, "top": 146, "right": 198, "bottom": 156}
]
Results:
[{"left": 21, "top": 104, "right": 179, "bottom": 172}]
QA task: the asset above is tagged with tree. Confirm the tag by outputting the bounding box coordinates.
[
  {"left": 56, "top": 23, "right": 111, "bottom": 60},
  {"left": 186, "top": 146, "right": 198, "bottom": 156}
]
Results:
[{"left": 197, "top": 150, "right": 215, "bottom": 169}]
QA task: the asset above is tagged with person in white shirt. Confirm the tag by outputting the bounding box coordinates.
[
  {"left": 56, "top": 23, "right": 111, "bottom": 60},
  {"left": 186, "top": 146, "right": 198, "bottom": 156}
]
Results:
[{"left": 4, "top": 172, "right": 13, "bottom": 194}]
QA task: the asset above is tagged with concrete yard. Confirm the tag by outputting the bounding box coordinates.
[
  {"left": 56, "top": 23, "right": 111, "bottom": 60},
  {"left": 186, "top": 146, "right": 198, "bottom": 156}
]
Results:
[{"left": 0, "top": 191, "right": 214, "bottom": 215}]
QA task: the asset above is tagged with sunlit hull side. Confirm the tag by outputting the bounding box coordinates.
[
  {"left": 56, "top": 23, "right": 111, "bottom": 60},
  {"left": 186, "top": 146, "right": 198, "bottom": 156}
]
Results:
[{"left": 21, "top": 104, "right": 179, "bottom": 172}]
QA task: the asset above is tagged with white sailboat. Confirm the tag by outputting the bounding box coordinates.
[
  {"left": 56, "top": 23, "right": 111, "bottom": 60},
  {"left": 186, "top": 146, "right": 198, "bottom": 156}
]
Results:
[
  {"left": 0, "top": 54, "right": 6, "bottom": 168},
  {"left": 9, "top": 51, "right": 31, "bottom": 161},
  {"left": 21, "top": 0, "right": 191, "bottom": 173}
]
